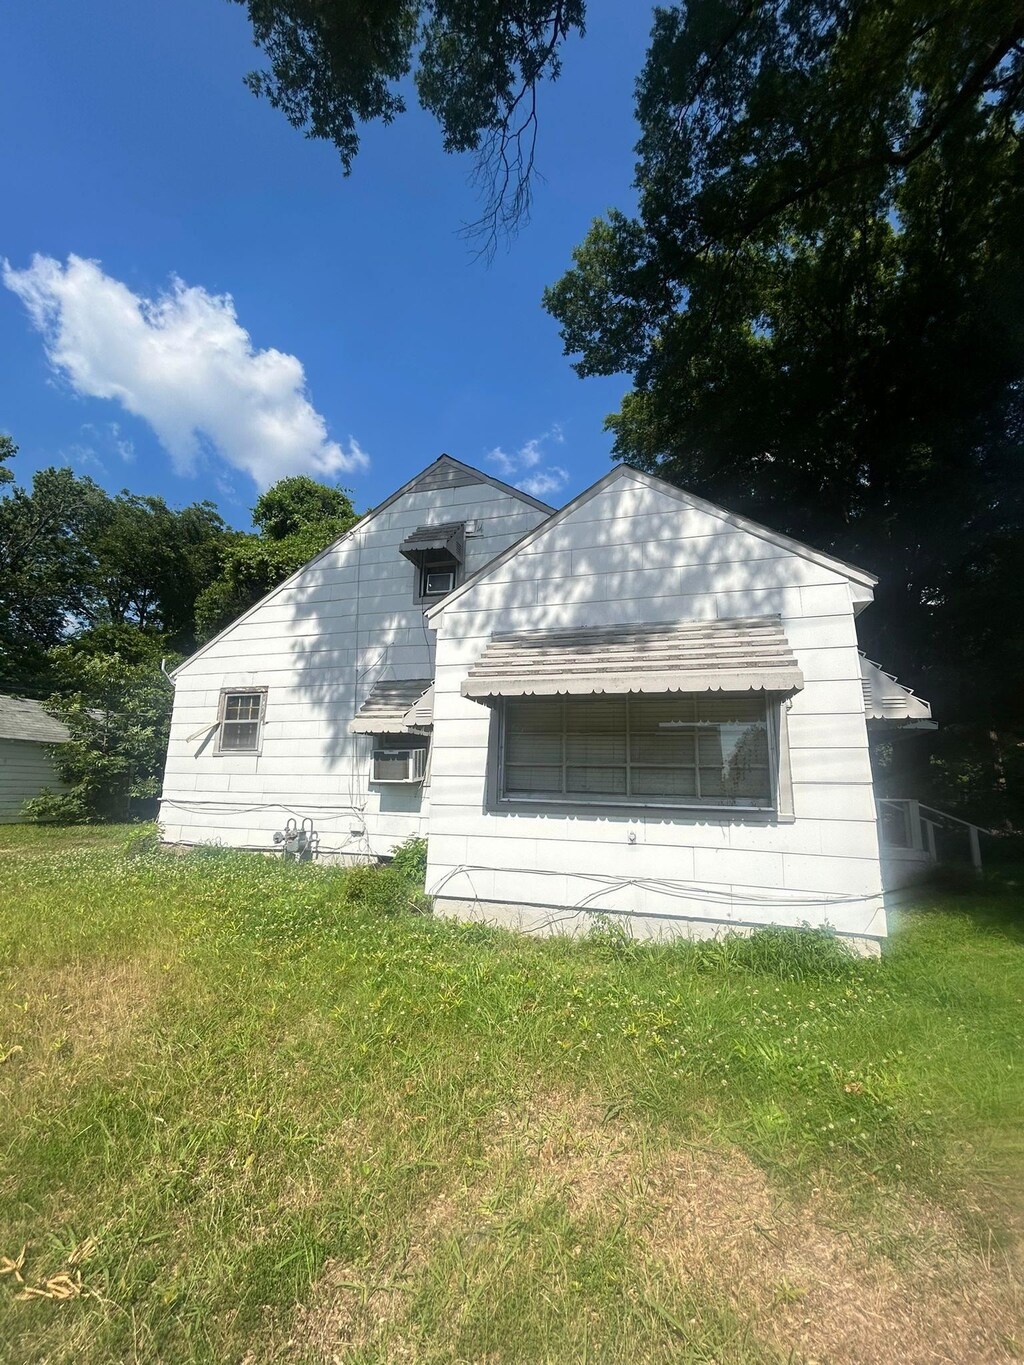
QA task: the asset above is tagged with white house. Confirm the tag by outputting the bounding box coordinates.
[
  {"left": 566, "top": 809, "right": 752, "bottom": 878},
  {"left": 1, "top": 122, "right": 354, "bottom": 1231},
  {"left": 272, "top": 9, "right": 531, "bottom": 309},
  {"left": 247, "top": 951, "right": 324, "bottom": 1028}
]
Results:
[
  {"left": 159, "top": 455, "right": 934, "bottom": 954},
  {"left": 0, "top": 694, "right": 70, "bottom": 822}
]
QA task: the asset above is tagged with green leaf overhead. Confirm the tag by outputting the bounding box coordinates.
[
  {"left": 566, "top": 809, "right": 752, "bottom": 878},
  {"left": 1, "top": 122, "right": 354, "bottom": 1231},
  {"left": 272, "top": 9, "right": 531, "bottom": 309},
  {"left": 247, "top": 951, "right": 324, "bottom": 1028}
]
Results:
[{"left": 234, "top": 0, "right": 585, "bottom": 243}]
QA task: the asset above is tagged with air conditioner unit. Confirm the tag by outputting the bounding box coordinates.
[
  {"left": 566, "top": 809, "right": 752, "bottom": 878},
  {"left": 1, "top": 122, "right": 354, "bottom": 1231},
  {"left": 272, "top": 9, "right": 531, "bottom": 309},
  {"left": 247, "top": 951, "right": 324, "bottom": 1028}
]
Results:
[{"left": 371, "top": 746, "right": 427, "bottom": 784}]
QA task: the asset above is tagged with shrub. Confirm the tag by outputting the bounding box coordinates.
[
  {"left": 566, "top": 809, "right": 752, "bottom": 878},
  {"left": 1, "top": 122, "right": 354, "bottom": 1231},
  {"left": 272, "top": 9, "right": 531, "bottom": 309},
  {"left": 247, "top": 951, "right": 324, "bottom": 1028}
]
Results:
[
  {"left": 21, "top": 788, "right": 93, "bottom": 825},
  {"left": 388, "top": 835, "right": 428, "bottom": 886},
  {"left": 343, "top": 863, "right": 417, "bottom": 914},
  {"left": 696, "top": 924, "right": 859, "bottom": 981}
]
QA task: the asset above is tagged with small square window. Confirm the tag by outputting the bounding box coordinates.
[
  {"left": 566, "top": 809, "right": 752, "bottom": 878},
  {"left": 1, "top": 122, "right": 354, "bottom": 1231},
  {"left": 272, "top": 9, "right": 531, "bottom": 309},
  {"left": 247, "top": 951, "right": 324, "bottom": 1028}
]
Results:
[
  {"left": 218, "top": 689, "right": 266, "bottom": 753},
  {"left": 423, "top": 568, "right": 456, "bottom": 595},
  {"left": 418, "top": 552, "right": 459, "bottom": 600}
]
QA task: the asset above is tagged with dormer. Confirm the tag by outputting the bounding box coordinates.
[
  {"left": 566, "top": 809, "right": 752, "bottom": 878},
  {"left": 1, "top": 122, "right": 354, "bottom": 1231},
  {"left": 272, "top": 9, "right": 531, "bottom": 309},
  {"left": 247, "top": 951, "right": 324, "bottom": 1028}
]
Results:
[{"left": 400, "top": 521, "right": 467, "bottom": 602}]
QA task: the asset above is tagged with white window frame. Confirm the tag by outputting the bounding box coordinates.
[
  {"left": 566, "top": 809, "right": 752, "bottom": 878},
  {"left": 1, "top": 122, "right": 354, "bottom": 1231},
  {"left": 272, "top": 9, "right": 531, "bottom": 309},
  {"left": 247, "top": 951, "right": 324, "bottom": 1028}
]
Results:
[
  {"left": 414, "top": 551, "right": 461, "bottom": 604},
  {"left": 215, "top": 688, "right": 267, "bottom": 755},
  {"left": 494, "top": 693, "right": 793, "bottom": 817}
]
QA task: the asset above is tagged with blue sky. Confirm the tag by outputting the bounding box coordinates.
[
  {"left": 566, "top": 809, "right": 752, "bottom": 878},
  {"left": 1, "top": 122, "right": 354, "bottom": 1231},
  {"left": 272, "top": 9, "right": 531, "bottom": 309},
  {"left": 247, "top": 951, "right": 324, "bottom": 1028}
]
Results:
[{"left": 1, "top": 0, "right": 651, "bottom": 526}]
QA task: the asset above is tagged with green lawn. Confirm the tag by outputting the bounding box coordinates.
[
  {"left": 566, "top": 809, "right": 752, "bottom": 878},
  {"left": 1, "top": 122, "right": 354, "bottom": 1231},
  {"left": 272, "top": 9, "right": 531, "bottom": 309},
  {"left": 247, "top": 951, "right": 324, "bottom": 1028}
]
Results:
[{"left": 0, "top": 826, "right": 1021, "bottom": 1363}]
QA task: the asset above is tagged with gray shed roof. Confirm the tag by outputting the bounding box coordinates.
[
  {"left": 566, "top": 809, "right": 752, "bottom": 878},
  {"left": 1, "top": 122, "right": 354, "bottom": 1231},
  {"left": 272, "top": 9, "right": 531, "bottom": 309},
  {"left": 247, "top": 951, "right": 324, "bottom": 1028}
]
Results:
[
  {"left": 462, "top": 617, "right": 804, "bottom": 701},
  {"left": 349, "top": 678, "right": 434, "bottom": 735},
  {"left": 0, "top": 694, "right": 71, "bottom": 744}
]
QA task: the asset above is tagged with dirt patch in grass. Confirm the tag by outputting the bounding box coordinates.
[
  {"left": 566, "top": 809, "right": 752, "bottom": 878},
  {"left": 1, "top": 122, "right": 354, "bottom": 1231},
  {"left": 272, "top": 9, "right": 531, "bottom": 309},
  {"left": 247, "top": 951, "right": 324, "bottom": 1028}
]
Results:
[
  {"left": 295, "top": 1093, "right": 1023, "bottom": 1364},
  {"left": 644, "top": 1146, "right": 1022, "bottom": 1364},
  {"left": 0, "top": 955, "right": 168, "bottom": 1075}
]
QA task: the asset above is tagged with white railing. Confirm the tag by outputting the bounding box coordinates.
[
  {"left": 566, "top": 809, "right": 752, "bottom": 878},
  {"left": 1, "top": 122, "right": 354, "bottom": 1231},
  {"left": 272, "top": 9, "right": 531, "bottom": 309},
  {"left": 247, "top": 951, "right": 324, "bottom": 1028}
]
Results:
[{"left": 876, "top": 798, "right": 987, "bottom": 874}]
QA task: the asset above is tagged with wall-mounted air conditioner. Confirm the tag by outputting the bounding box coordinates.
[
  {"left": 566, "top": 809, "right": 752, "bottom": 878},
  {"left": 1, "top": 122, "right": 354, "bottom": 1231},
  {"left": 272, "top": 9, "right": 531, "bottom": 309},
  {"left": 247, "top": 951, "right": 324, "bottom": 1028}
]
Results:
[{"left": 371, "top": 746, "right": 427, "bottom": 784}]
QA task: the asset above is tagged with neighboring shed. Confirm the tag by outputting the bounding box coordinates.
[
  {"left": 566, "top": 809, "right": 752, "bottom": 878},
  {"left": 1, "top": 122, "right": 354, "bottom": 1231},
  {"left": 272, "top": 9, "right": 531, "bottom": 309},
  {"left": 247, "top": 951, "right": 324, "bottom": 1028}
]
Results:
[{"left": 0, "top": 695, "right": 70, "bottom": 822}]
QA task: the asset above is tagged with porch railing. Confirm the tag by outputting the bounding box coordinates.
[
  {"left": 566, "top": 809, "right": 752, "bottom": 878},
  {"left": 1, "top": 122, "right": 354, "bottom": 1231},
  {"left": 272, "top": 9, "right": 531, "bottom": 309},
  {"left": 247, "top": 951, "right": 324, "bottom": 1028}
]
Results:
[{"left": 876, "top": 798, "right": 988, "bottom": 875}]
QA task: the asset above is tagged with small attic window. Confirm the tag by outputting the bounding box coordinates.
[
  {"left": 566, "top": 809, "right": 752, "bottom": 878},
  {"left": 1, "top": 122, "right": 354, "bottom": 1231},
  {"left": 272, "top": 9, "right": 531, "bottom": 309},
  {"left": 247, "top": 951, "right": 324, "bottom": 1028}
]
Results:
[
  {"left": 400, "top": 522, "right": 466, "bottom": 603},
  {"left": 418, "top": 550, "right": 459, "bottom": 599}
]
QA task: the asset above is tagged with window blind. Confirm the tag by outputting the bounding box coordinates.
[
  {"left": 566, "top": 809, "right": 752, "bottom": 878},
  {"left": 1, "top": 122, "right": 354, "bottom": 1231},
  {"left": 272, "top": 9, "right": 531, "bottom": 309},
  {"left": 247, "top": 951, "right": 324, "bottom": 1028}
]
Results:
[{"left": 502, "top": 694, "right": 772, "bottom": 807}]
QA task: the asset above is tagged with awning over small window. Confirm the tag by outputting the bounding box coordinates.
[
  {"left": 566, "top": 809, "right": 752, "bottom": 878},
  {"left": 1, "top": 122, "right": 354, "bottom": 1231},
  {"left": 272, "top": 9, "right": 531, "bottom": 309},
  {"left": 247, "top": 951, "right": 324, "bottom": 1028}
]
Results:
[
  {"left": 399, "top": 522, "right": 465, "bottom": 563},
  {"left": 349, "top": 678, "right": 434, "bottom": 734},
  {"left": 461, "top": 617, "right": 804, "bottom": 701},
  {"left": 860, "top": 655, "right": 935, "bottom": 728}
]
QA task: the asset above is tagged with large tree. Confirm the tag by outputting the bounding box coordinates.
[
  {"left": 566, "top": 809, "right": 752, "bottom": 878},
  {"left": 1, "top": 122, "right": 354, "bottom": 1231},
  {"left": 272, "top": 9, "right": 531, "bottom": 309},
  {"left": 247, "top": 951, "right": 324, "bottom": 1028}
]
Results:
[
  {"left": 0, "top": 464, "right": 107, "bottom": 690},
  {"left": 544, "top": 0, "right": 1024, "bottom": 825},
  {"left": 89, "top": 492, "right": 226, "bottom": 646},
  {"left": 195, "top": 476, "right": 358, "bottom": 641},
  {"left": 233, "top": 0, "right": 585, "bottom": 244}
]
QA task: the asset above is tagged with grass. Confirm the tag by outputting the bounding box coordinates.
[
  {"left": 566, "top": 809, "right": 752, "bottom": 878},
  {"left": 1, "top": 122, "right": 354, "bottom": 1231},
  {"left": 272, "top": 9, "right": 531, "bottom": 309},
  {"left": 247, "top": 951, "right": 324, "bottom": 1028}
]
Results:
[{"left": 0, "top": 825, "right": 1021, "bottom": 1363}]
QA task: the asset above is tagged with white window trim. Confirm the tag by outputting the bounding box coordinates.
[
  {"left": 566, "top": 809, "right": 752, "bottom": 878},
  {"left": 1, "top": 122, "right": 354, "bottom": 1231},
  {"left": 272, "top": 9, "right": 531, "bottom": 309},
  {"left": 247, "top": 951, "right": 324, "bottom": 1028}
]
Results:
[
  {"left": 413, "top": 552, "right": 462, "bottom": 605},
  {"left": 215, "top": 687, "right": 268, "bottom": 756},
  {"left": 492, "top": 694, "right": 795, "bottom": 820}
]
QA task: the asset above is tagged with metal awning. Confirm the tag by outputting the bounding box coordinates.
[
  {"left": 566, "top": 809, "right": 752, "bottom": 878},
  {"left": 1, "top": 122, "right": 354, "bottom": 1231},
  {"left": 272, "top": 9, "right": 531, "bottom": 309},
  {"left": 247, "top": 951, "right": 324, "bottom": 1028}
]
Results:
[
  {"left": 399, "top": 522, "right": 465, "bottom": 563},
  {"left": 462, "top": 617, "right": 804, "bottom": 701},
  {"left": 349, "top": 678, "right": 434, "bottom": 734},
  {"left": 860, "top": 655, "right": 935, "bottom": 729}
]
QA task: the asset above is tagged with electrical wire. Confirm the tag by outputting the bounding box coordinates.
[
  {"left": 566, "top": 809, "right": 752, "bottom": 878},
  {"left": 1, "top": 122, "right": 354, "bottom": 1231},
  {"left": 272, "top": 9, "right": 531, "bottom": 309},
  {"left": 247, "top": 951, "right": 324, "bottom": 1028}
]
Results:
[{"left": 427, "top": 862, "right": 886, "bottom": 911}]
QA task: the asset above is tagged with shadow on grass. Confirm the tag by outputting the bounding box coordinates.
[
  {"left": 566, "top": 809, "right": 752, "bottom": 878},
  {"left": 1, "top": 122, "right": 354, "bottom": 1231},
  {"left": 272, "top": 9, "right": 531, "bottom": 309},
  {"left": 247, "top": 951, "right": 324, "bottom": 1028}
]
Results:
[{"left": 893, "top": 866, "right": 1024, "bottom": 945}]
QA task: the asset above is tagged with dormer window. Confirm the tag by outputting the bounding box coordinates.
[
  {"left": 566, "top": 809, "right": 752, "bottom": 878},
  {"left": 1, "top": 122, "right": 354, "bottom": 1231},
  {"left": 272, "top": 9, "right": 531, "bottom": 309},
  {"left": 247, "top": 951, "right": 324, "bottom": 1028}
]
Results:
[
  {"left": 420, "top": 551, "right": 459, "bottom": 598},
  {"left": 399, "top": 522, "right": 466, "bottom": 604}
]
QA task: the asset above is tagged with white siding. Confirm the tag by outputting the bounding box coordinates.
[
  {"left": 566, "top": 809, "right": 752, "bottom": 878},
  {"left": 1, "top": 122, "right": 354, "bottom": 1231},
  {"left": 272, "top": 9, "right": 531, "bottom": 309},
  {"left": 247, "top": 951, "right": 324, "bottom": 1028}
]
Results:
[
  {"left": 0, "top": 740, "right": 65, "bottom": 822},
  {"left": 427, "top": 472, "right": 886, "bottom": 946},
  {"left": 159, "top": 478, "right": 549, "bottom": 858}
]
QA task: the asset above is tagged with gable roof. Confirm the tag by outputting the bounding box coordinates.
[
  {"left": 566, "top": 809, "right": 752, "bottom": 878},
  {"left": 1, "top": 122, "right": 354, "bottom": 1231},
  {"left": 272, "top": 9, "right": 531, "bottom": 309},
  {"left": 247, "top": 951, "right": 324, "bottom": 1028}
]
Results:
[
  {"left": 426, "top": 465, "right": 877, "bottom": 621},
  {"left": 0, "top": 694, "right": 70, "bottom": 745},
  {"left": 172, "top": 455, "right": 555, "bottom": 679}
]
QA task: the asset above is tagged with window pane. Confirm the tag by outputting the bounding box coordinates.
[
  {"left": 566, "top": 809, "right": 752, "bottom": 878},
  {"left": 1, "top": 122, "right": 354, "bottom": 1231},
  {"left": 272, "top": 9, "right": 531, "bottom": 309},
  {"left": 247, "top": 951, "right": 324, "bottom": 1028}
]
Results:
[
  {"left": 632, "top": 697, "right": 697, "bottom": 729},
  {"left": 566, "top": 733, "right": 626, "bottom": 765},
  {"left": 424, "top": 571, "right": 455, "bottom": 595},
  {"left": 501, "top": 693, "right": 773, "bottom": 807},
  {"left": 225, "top": 693, "right": 261, "bottom": 722},
  {"left": 505, "top": 764, "right": 562, "bottom": 793},
  {"left": 569, "top": 699, "right": 627, "bottom": 732},
  {"left": 507, "top": 701, "right": 561, "bottom": 732},
  {"left": 728, "top": 765, "right": 772, "bottom": 798},
  {"left": 631, "top": 766, "right": 697, "bottom": 797},
  {"left": 630, "top": 729, "right": 695, "bottom": 765},
  {"left": 506, "top": 730, "right": 562, "bottom": 765},
  {"left": 566, "top": 765, "right": 627, "bottom": 795},
  {"left": 221, "top": 720, "right": 259, "bottom": 751}
]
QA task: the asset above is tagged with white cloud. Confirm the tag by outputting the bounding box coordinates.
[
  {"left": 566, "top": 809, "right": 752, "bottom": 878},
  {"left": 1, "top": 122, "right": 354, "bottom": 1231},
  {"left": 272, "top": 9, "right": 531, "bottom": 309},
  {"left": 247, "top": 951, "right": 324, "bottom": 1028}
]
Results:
[
  {"left": 81, "top": 421, "right": 135, "bottom": 464},
  {"left": 486, "top": 425, "right": 568, "bottom": 501},
  {"left": 3, "top": 254, "right": 369, "bottom": 488}
]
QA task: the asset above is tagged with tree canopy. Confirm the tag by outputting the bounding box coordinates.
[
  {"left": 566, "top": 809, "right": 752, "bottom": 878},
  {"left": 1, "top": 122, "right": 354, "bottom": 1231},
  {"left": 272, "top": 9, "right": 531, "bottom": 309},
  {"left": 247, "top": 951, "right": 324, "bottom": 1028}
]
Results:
[
  {"left": 234, "top": 0, "right": 585, "bottom": 244},
  {"left": 0, "top": 452, "right": 361, "bottom": 820},
  {"left": 544, "top": 0, "right": 1024, "bottom": 825},
  {"left": 195, "top": 476, "right": 357, "bottom": 640}
]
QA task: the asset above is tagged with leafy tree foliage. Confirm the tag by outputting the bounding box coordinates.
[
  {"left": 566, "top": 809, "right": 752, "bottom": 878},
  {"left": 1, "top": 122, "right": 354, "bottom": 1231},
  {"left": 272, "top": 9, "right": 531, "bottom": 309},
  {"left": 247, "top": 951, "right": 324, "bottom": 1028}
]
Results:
[
  {"left": 545, "top": 0, "right": 1024, "bottom": 826},
  {"left": 90, "top": 493, "right": 226, "bottom": 645},
  {"left": 0, "top": 466, "right": 107, "bottom": 690},
  {"left": 0, "top": 434, "right": 15, "bottom": 486},
  {"left": 24, "top": 629, "right": 179, "bottom": 824},
  {"left": 195, "top": 477, "right": 357, "bottom": 641},
  {"left": 234, "top": 0, "right": 585, "bottom": 243},
  {"left": 0, "top": 445, "right": 357, "bottom": 822}
]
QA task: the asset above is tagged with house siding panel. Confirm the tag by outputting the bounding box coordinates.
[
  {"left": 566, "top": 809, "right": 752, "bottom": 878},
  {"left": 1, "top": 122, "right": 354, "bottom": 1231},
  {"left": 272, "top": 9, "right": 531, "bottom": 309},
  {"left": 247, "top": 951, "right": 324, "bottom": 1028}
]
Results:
[
  {"left": 0, "top": 740, "right": 66, "bottom": 822},
  {"left": 427, "top": 473, "right": 885, "bottom": 947},
  {"left": 159, "top": 475, "right": 550, "bottom": 859}
]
